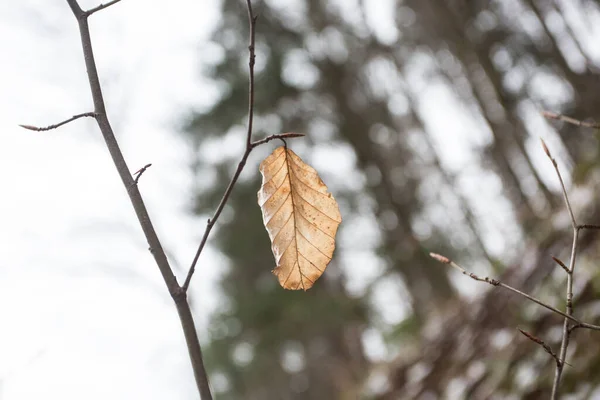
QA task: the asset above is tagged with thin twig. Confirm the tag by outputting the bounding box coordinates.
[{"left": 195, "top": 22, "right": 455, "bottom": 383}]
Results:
[
  {"left": 544, "top": 138, "right": 579, "bottom": 400},
  {"left": 183, "top": 1, "right": 259, "bottom": 292},
  {"left": 132, "top": 163, "right": 152, "bottom": 185},
  {"left": 63, "top": 1, "right": 212, "bottom": 398},
  {"left": 551, "top": 227, "right": 578, "bottom": 400},
  {"left": 541, "top": 139, "right": 577, "bottom": 228},
  {"left": 542, "top": 111, "right": 600, "bottom": 129},
  {"left": 245, "top": 1, "right": 257, "bottom": 149},
  {"left": 429, "top": 253, "right": 600, "bottom": 329},
  {"left": 552, "top": 256, "right": 570, "bottom": 274},
  {"left": 579, "top": 224, "right": 600, "bottom": 230},
  {"left": 251, "top": 132, "right": 305, "bottom": 148},
  {"left": 85, "top": 0, "right": 122, "bottom": 16},
  {"left": 19, "top": 112, "right": 97, "bottom": 131},
  {"left": 518, "top": 328, "right": 561, "bottom": 367}
]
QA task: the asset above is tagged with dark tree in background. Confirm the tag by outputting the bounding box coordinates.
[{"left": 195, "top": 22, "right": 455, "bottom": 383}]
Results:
[{"left": 184, "top": 0, "right": 600, "bottom": 398}]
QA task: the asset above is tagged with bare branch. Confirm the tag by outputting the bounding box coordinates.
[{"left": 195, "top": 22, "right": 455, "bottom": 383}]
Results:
[
  {"left": 183, "top": 0, "right": 259, "bottom": 292},
  {"left": 85, "top": 0, "right": 122, "bottom": 16},
  {"left": 541, "top": 139, "right": 577, "bottom": 229},
  {"left": 429, "top": 253, "right": 600, "bottom": 329},
  {"left": 552, "top": 227, "right": 579, "bottom": 399},
  {"left": 546, "top": 136, "right": 582, "bottom": 399},
  {"left": 63, "top": 1, "right": 212, "bottom": 398},
  {"left": 19, "top": 112, "right": 97, "bottom": 131},
  {"left": 251, "top": 132, "right": 305, "bottom": 148},
  {"left": 518, "top": 328, "right": 561, "bottom": 367},
  {"left": 245, "top": 1, "right": 257, "bottom": 148},
  {"left": 543, "top": 110, "right": 600, "bottom": 129}
]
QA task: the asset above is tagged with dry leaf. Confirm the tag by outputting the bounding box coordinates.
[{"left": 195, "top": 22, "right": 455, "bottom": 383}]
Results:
[{"left": 257, "top": 146, "right": 342, "bottom": 290}]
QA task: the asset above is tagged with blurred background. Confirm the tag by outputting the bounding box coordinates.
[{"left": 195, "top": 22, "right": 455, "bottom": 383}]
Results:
[{"left": 2, "top": 0, "right": 600, "bottom": 399}]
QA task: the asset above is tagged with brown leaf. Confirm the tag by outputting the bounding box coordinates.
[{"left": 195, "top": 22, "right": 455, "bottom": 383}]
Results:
[{"left": 257, "top": 146, "right": 342, "bottom": 290}]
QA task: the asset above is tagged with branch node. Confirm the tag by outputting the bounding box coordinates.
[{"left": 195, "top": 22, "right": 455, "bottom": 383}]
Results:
[
  {"left": 85, "top": 0, "right": 123, "bottom": 16},
  {"left": 132, "top": 163, "right": 152, "bottom": 185}
]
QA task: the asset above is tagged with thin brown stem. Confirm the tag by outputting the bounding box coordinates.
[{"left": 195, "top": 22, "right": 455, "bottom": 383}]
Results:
[
  {"left": 541, "top": 139, "right": 577, "bottom": 229},
  {"left": 132, "top": 163, "right": 152, "bottom": 185},
  {"left": 183, "top": 0, "right": 259, "bottom": 292},
  {"left": 245, "top": 1, "right": 257, "bottom": 149},
  {"left": 579, "top": 224, "right": 600, "bottom": 230},
  {"left": 85, "top": 0, "right": 122, "bottom": 16},
  {"left": 551, "top": 227, "right": 578, "bottom": 400},
  {"left": 251, "top": 132, "right": 305, "bottom": 148},
  {"left": 19, "top": 112, "right": 97, "bottom": 131},
  {"left": 183, "top": 148, "right": 253, "bottom": 292},
  {"left": 63, "top": 1, "right": 212, "bottom": 398},
  {"left": 552, "top": 256, "right": 570, "bottom": 274},
  {"left": 543, "top": 138, "right": 579, "bottom": 400},
  {"left": 429, "top": 253, "right": 597, "bottom": 327},
  {"left": 518, "top": 328, "right": 561, "bottom": 367},
  {"left": 543, "top": 110, "right": 600, "bottom": 129}
]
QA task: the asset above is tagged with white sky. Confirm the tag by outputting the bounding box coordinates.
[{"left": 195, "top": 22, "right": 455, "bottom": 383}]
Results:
[{"left": 0, "top": 1, "right": 222, "bottom": 398}]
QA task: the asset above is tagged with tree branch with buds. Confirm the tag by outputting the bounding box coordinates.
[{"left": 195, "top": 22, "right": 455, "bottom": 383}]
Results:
[{"left": 431, "top": 136, "right": 600, "bottom": 399}]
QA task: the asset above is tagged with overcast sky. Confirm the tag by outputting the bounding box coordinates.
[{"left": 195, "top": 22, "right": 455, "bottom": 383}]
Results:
[{"left": 0, "top": 1, "right": 226, "bottom": 398}]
